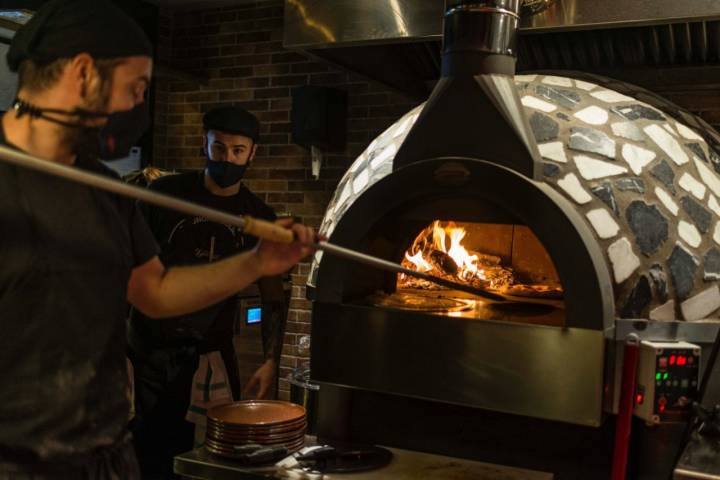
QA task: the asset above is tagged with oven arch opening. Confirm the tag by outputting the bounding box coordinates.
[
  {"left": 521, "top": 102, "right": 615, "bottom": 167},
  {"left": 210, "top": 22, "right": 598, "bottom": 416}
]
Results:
[{"left": 313, "top": 156, "right": 614, "bottom": 332}]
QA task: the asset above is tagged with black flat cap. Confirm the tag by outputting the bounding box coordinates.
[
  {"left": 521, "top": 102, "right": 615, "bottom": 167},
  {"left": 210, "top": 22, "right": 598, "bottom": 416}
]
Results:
[
  {"left": 7, "top": 0, "right": 153, "bottom": 72},
  {"left": 203, "top": 106, "right": 260, "bottom": 142}
]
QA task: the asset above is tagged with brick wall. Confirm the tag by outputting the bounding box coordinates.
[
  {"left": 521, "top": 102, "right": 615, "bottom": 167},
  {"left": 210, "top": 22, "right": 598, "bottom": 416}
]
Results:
[{"left": 151, "top": 0, "right": 418, "bottom": 400}]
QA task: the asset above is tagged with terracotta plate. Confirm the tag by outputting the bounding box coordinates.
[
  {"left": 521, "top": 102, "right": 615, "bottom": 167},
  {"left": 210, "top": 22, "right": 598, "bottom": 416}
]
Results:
[
  {"left": 208, "top": 400, "right": 306, "bottom": 427},
  {"left": 205, "top": 437, "right": 306, "bottom": 460},
  {"left": 206, "top": 426, "right": 306, "bottom": 443},
  {"left": 206, "top": 428, "right": 306, "bottom": 444},
  {"left": 207, "top": 415, "right": 306, "bottom": 433}
]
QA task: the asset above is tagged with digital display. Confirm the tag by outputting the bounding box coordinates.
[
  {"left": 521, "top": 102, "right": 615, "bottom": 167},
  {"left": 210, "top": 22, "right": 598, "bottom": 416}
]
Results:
[{"left": 246, "top": 307, "right": 262, "bottom": 325}]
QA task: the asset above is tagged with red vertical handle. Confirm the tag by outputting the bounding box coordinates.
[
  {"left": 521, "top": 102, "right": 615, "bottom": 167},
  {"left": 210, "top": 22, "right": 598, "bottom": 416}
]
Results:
[{"left": 611, "top": 333, "right": 640, "bottom": 480}]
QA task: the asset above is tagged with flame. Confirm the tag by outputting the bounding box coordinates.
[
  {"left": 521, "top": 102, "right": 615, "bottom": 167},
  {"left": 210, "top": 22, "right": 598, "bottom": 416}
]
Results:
[
  {"left": 405, "top": 250, "right": 432, "bottom": 272},
  {"left": 401, "top": 221, "right": 490, "bottom": 287}
]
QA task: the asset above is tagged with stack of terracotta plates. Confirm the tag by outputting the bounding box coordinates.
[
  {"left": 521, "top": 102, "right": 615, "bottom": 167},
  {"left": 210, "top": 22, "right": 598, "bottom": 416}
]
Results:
[{"left": 205, "top": 400, "right": 307, "bottom": 459}]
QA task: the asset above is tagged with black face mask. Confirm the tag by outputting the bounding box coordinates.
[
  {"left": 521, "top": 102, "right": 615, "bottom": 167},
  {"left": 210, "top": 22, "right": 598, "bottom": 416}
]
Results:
[
  {"left": 12, "top": 99, "right": 149, "bottom": 160},
  {"left": 206, "top": 159, "right": 248, "bottom": 188}
]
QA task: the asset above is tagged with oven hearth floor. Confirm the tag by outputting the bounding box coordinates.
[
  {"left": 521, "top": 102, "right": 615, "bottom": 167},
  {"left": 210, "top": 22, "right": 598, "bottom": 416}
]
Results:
[{"left": 365, "top": 289, "right": 565, "bottom": 326}]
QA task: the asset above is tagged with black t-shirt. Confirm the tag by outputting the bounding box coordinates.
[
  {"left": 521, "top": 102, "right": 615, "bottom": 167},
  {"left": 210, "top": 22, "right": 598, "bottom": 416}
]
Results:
[
  {"left": 0, "top": 129, "right": 159, "bottom": 460},
  {"left": 131, "top": 171, "right": 276, "bottom": 343}
]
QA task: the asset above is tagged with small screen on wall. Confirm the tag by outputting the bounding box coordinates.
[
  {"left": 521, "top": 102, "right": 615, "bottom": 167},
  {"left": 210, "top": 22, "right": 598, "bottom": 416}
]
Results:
[{"left": 246, "top": 307, "right": 262, "bottom": 325}]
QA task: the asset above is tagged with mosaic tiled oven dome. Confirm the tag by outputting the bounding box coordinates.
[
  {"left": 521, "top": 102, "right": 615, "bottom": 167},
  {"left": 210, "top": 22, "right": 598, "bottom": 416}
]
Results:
[{"left": 311, "top": 73, "right": 720, "bottom": 322}]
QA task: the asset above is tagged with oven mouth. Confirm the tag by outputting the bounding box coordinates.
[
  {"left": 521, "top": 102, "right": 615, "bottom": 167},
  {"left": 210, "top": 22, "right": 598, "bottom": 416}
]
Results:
[{"left": 353, "top": 217, "right": 566, "bottom": 327}]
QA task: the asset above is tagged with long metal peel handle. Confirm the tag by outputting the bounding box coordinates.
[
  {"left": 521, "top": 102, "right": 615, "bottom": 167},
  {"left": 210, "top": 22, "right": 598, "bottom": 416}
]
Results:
[
  {"left": 314, "top": 241, "right": 507, "bottom": 303},
  {"left": 0, "top": 144, "right": 251, "bottom": 231},
  {"left": 0, "top": 144, "right": 505, "bottom": 302}
]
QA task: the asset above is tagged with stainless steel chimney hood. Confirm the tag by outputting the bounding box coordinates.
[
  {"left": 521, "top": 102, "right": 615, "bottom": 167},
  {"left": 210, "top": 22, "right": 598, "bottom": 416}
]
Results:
[{"left": 284, "top": 0, "right": 720, "bottom": 99}]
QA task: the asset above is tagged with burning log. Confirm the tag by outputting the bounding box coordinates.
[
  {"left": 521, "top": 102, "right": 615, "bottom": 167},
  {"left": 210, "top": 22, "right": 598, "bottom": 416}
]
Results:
[{"left": 429, "top": 249, "right": 459, "bottom": 275}]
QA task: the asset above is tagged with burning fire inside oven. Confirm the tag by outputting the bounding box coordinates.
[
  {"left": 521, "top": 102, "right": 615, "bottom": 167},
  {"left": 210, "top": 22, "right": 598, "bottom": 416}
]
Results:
[
  {"left": 400, "top": 221, "right": 514, "bottom": 291},
  {"left": 369, "top": 221, "right": 566, "bottom": 326},
  {"left": 399, "top": 221, "right": 563, "bottom": 299}
]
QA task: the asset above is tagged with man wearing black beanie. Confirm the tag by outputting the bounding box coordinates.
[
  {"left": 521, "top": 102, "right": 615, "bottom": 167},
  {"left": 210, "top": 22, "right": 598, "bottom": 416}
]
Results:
[
  {"left": 128, "top": 106, "right": 289, "bottom": 478},
  {"left": 0, "top": 1, "right": 314, "bottom": 478}
]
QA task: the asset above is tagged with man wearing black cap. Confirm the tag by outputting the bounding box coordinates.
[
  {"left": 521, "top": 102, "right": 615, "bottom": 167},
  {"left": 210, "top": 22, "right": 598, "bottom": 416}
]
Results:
[
  {"left": 0, "top": 1, "right": 314, "bottom": 479},
  {"left": 128, "top": 106, "right": 288, "bottom": 477}
]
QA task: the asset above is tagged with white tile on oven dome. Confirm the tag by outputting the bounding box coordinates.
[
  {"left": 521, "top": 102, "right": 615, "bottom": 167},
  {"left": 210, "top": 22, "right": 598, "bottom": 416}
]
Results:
[
  {"left": 676, "top": 122, "right": 704, "bottom": 141},
  {"left": 681, "top": 285, "right": 720, "bottom": 321},
  {"left": 679, "top": 172, "right": 707, "bottom": 200},
  {"left": 654, "top": 186, "right": 679, "bottom": 216},
  {"left": 608, "top": 237, "right": 641, "bottom": 284},
  {"left": 649, "top": 300, "right": 676, "bottom": 321},
  {"left": 678, "top": 220, "right": 702, "bottom": 248},
  {"left": 335, "top": 180, "right": 353, "bottom": 209},
  {"left": 515, "top": 74, "right": 537, "bottom": 83},
  {"left": 611, "top": 122, "right": 645, "bottom": 142},
  {"left": 557, "top": 173, "right": 592, "bottom": 204},
  {"left": 370, "top": 142, "right": 398, "bottom": 169},
  {"left": 348, "top": 152, "right": 365, "bottom": 173},
  {"left": 541, "top": 75, "right": 573, "bottom": 87},
  {"left": 352, "top": 168, "right": 370, "bottom": 195},
  {"left": 521, "top": 95, "right": 557, "bottom": 113},
  {"left": 621, "top": 143, "right": 656, "bottom": 175},
  {"left": 644, "top": 124, "right": 689, "bottom": 166},
  {"left": 574, "top": 154, "right": 628, "bottom": 180},
  {"left": 590, "top": 90, "right": 635, "bottom": 104},
  {"left": 538, "top": 141, "right": 567, "bottom": 163},
  {"left": 574, "top": 79, "right": 597, "bottom": 91},
  {"left": 574, "top": 106, "right": 609, "bottom": 126},
  {"left": 693, "top": 157, "right": 720, "bottom": 198},
  {"left": 662, "top": 123, "right": 679, "bottom": 138},
  {"left": 708, "top": 194, "right": 720, "bottom": 217},
  {"left": 585, "top": 208, "right": 619, "bottom": 239}
]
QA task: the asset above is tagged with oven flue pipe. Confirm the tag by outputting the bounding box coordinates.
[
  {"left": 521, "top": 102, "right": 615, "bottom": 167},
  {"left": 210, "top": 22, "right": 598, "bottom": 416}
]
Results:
[
  {"left": 442, "top": 0, "right": 520, "bottom": 77},
  {"left": 393, "top": 0, "right": 540, "bottom": 178}
]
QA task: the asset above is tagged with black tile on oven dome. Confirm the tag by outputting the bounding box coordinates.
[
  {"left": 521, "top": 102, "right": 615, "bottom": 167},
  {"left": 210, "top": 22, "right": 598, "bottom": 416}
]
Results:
[
  {"left": 611, "top": 104, "right": 665, "bottom": 122},
  {"left": 668, "top": 244, "right": 699, "bottom": 300},
  {"left": 620, "top": 275, "right": 651, "bottom": 318},
  {"left": 685, "top": 143, "right": 707, "bottom": 162},
  {"left": 591, "top": 182, "right": 619, "bottom": 216},
  {"left": 529, "top": 112, "right": 559, "bottom": 142},
  {"left": 626, "top": 201, "right": 669, "bottom": 256},
  {"left": 680, "top": 196, "right": 712, "bottom": 234},
  {"left": 649, "top": 263, "right": 669, "bottom": 302},
  {"left": 542, "top": 162, "right": 561, "bottom": 178},
  {"left": 534, "top": 85, "right": 581, "bottom": 110},
  {"left": 615, "top": 177, "right": 645, "bottom": 193},
  {"left": 703, "top": 248, "right": 720, "bottom": 281},
  {"left": 650, "top": 160, "right": 676, "bottom": 194},
  {"left": 568, "top": 127, "right": 616, "bottom": 159}
]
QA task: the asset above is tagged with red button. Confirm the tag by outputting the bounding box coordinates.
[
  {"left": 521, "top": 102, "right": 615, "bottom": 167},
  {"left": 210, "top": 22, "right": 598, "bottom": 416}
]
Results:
[
  {"left": 659, "top": 357, "right": 668, "bottom": 368},
  {"left": 658, "top": 396, "right": 668, "bottom": 406},
  {"left": 687, "top": 356, "right": 694, "bottom": 365}
]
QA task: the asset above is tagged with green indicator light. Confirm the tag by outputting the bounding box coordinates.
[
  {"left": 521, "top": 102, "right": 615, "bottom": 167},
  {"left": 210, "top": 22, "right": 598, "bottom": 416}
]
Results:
[
  {"left": 656, "top": 373, "right": 662, "bottom": 380},
  {"left": 663, "top": 373, "right": 669, "bottom": 380}
]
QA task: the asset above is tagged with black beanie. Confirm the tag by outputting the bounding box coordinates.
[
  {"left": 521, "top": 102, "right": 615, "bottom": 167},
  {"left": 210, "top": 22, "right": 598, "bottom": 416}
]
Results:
[
  {"left": 203, "top": 106, "right": 261, "bottom": 142},
  {"left": 7, "top": 0, "right": 153, "bottom": 72}
]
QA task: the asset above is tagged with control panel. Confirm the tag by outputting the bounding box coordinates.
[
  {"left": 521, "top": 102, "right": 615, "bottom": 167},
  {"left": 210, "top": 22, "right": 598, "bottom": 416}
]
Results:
[{"left": 634, "top": 341, "right": 700, "bottom": 424}]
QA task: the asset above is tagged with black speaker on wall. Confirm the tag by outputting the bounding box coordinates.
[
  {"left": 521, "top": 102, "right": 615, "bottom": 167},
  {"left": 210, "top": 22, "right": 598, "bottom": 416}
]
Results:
[{"left": 291, "top": 86, "right": 347, "bottom": 151}]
